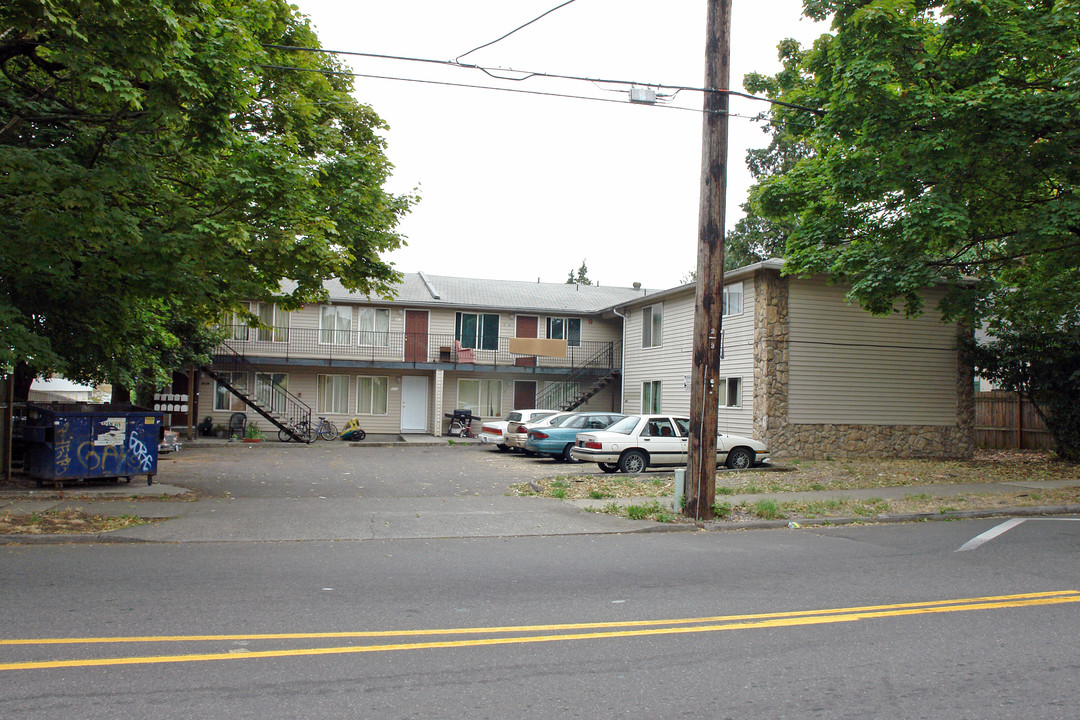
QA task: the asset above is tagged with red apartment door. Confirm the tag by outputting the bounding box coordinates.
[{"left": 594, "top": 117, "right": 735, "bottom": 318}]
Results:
[
  {"left": 514, "top": 380, "right": 537, "bottom": 410},
  {"left": 515, "top": 315, "right": 538, "bottom": 367},
  {"left": 405, "top": 310, "right": 427, "bottom": 362}
]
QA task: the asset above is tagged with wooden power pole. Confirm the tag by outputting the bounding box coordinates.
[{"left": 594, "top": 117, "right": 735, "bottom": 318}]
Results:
[{"left": 684, "top": 0, "right": 731, "bottom": 520}]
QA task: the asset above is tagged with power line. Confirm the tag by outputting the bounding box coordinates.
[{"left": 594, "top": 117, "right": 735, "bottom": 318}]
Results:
[
  {"left": 257, "top": 63, "right": 720, "bottom": 115},
  {"left": 455, "top": 0, "right": 578, "bottom": 63},
  {"left": 261, "top": 44, "right": 827, "bottom": 117}
]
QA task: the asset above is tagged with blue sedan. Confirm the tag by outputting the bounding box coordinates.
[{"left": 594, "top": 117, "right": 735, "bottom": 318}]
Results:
[{"left": 525, "top": 412, "right": 627, "bottom": 461}]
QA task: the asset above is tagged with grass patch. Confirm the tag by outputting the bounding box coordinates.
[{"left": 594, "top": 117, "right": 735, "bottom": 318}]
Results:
[
  {"left": 0, "top": 510, "right": 151, "bottom": 535},
  {"left": 752, "top": 499, "right": 784, "bottom": 520}
]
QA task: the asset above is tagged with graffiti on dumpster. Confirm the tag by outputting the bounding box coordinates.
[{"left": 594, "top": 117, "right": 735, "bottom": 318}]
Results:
[
  {"left": 55, "top": 422, "right": 74, "bottom": 475},
  {"left": 126, "top": 433, "right": 154, "bottom": 472}
]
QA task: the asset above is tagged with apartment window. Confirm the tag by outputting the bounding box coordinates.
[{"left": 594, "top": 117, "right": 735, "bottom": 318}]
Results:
[
  {"left": 255, "top": 373, "right": 288, "bottom": 414},
  {"left": 458, "top": 379, "right": 502, "bottom": 416},
  {"left": 358, "top": 307, "right": 391, "bottom": 347},
  {"left": 719, "top": 377, "right": 743, "bottom": 408},
  {"left": 221, "top": 304, "right": 250, "bottom": 342},
  {"left": 317, "top": 374, "right": 350, "bottom": 414},
  {"left": 214, "top": 371, "right": 249, "bottom": 411},
  {"left": 456, "top": 312, "right": 499, "bottom": 351},
  {"left": 546, "top": 317, "right": 581, "bottom": 346},
  {"left": 723, "top": 282, "right": 743, "bottom": 316},
  {"left": 642, "top": 380, "right": 662, "bottom": 414},
  {"left": 357, "top": 376, "right": 389, "bottom": 415},
  {"left": 255, "top": 303, "right": 289, "bottom": 343},
  {"left": 641, "top": 304, "right": 663, "bottom": 348},
  {"left": 319, "top": 305, "right": 352, "bottom": 345}
]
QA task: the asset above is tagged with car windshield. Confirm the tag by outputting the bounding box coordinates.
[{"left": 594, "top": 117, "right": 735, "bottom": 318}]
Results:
[
  {"left": 508, "top": 412, "right": 522, "bottom": 422},
  {"left": 675, "top": 418, "right": 690, "bottom": 436},
  {"left": 604, "top": 416, "right": 640, "bottom": 435}
]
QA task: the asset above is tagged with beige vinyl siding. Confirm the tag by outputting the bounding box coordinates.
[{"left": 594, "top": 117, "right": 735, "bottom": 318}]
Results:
[
  {"left": 620, "top": 282, "right": 755, "bottom": 437},
  {"left": 717, "top": 280, "right": 755, "bottom": 437},
  {"left": 200, "top": 367, "right": 408, "bottom": 434},
  {"left": 787, "top": 279, "right": 957, "bottom": 425}
]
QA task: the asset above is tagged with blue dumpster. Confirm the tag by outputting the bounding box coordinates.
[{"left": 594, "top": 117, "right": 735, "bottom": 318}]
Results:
[{"left": 22, "top": 403, "right": 164, "bottom": 486}]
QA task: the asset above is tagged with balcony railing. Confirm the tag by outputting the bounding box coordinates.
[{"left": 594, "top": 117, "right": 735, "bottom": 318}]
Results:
[{"left": 216, "top": 325, "right": 621, "bottom": 372}]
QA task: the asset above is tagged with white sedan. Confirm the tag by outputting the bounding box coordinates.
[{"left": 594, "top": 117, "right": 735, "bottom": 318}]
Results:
[
  {"left": 569, "top": 414, "right": 769, "bottom": 473},
  {"left": 481, "top": 409, "right": 555, "bottom": 452}
]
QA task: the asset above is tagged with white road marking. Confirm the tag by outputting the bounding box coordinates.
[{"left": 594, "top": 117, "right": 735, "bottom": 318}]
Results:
[{"left": 957, "top": 518, "right": 1028, "bottom": 552}]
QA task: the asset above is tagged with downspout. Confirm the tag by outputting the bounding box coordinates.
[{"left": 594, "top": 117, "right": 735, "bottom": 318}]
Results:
[{"left": 612, "top": 306, "right": 628, "bottom": 414}]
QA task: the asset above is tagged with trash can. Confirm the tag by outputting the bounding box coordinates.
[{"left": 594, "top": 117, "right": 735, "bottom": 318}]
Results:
[{"left": 22, "top": 403, "right": 164, "bottom": 486}]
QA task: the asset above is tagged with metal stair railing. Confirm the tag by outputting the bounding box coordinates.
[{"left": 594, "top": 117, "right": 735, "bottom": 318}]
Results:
[
  {"left": 204, "top": 341, "right": 312, "bottom": 442},
  {"left": 534, "top": 341, "right": 621, "bottom": 411}
]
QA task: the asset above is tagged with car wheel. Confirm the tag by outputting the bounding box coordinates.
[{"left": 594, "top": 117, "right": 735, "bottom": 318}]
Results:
[
  {"left": 561, "top": 444, "right": 578, "bottom": 462},
  {"left": 598, "top": 462, "right": 619, "bottom": 473},
  {"left": 726, "top": 447, "right": 754, "bottom": 470},
  {"left": 496, "top": 443, "right": 510, "bottom": 452},
  {"left": 618, "top": 449, "right": 648, "bottom": 474}
]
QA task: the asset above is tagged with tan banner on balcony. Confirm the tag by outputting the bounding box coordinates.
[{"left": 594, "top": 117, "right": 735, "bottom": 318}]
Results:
[{"left": 508, "top": 338, "right": 567, "bottom": 358}]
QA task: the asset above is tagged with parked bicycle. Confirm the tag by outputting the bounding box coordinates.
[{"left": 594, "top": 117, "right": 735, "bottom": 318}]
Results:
[{"left": 277, "top": 416, "right": 338, "bottom": 442}]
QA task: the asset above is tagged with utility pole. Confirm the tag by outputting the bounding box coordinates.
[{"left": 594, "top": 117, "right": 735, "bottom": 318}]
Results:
[{"left": 684, "top": 0, "right": 730, "bottom": 520}]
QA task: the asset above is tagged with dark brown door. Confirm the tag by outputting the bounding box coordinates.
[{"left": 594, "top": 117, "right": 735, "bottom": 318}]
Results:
[
  {"left": 405, "top": 310, "right": 427, "bottom": 362},
  {"left": 514, "top": 380, "right": 537, "bottom": 410},
  {"left": 515, "top": 316, "right": 538, "bottom": 367}
]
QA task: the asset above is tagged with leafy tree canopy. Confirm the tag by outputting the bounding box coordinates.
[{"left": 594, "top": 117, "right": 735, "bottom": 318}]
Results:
[
  {"left": 1, "top": 0, "right": 415, "bottom": 389},
  {"left": 751, "top": 0, "right": 1080, "bottom": 322}
]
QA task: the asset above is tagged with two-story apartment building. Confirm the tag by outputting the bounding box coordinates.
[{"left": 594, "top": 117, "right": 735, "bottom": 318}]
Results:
[
  {"left": 609, "top": 260, "right": 974, "bottom": 459},
  {"left": 200, "top": 272, "right": 648, "bottom": 438},
  {"left": 196, "top": 261, "right": 974, "bottom": 458}
]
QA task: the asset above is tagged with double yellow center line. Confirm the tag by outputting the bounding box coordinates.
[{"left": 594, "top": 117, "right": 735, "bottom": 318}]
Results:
[{"left": 3, "top": 590, "right": 1077, "bottom": 671}]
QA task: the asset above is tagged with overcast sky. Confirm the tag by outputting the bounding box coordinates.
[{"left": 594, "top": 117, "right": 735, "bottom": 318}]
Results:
[{"left": 293, "top": 1, "right": 826, "bottom": 290}]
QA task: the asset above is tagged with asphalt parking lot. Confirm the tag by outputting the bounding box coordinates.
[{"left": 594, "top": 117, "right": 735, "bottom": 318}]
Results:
[{"left": 153, "top": 442, "right": 598, "bottom": 499}]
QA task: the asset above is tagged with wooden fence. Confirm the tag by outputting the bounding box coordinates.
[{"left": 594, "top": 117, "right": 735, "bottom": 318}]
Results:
[{"left": 974, "top": 391, "right": 1056, "bottom": 451}]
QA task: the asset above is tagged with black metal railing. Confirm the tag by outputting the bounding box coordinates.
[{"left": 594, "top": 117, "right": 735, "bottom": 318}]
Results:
[
  {"left": 205, "top": 342, "right": 312, "bottom": 441},
  {"left": 214, "top": 325, "right": 622, "bottom": 372},
  {"left": 534, "top": 342, "right": 621, "bottom": 411}
]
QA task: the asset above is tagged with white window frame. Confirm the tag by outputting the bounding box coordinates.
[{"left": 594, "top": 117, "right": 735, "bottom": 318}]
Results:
[
  {"left": 641, "top": 303, "right": 663, "bottom": 348},
  {"left": 723, "top": 282, "right": 743, "bottom": 316},
  {"left": 456, "top": 312, "right": 500, "bottom": 351},
  {"left": 642, "top": 380, "right": 662, "bottom": 414},
  {"left": 222, "top": 303, "right": 251, "bottom": 342},
  {"left": 546, "top": 317, "right": 581, "bottom": 347},
  {"left": 357, "top": 375, "right": 389, "bottom": 415},
  {"left": 319, "top": 305, "right": 352, "bottom": 346},
  {"left": 255, "top": 303, "right": 290, "bottom": 343},
  {"left": 255, "top": 372, "right": 289, "bottom": 414},
  {"left": 457, "top": 378, "right": 502, "bottom": 417},
  {"left": 317, "top": 374, "right": 350, "bottom": 414},
  {"left": 214, "top": 371, "right": 249, "bottom": 412},
  {"left": 719, "top": 377, "right": 743, "bottom": 408},
  {"left": 358, "top": 307, "right": 391, "bottom": 347}
]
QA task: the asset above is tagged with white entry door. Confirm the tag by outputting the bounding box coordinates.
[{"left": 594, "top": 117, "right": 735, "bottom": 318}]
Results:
[{"left": 401, "top": 376, "right": 429, "bottom": 433}]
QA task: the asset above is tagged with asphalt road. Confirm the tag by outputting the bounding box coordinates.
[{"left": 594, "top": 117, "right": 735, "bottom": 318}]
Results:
[
  {"left": 152, "top": 442, "right": 599, "bottom": 498},
  {"left": 3, "top": 517, "right": 1079, "bottom": 718}
]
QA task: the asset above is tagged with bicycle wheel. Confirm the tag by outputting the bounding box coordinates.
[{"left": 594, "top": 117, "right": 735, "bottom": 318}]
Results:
[
  {"left": 278, "top": 427, "right": 292, "bottom": 442},
  {"left": 320, "top": 421, "right": 339, "bottom": 441}
]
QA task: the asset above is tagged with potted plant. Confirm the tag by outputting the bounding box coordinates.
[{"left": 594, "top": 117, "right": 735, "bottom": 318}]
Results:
[
  {"left": 213, "top": 423, "right": 228, "bottom": 438},
  {"left": 243, "top": 424, "right": 265, "bottom": 443}
]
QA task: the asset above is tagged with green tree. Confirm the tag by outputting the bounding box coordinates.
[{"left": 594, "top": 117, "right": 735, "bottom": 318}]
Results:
[
  {"left": 566, "top": 260, "right": 592, "bottom": 285},
  {"left": 1, "top": 0, "right": 414, "bottom": 396},
  {"left": 746, "top": 0, "right": 1080, "bottom": 457}
]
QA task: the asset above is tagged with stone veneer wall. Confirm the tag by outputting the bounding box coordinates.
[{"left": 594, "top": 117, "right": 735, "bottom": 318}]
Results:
[{"left": 752, "top": 268, "right": 976, "bottom": 459}]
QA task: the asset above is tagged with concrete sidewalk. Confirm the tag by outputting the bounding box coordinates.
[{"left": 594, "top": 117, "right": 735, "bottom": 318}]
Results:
[{"left": 2, "top": 475, "right": 1078, "bottom": 543}]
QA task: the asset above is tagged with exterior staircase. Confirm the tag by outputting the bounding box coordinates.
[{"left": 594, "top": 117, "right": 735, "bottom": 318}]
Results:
[
  {"left": 203, "top": 342, "right": 312, "bottom": 442},
  {"left": 534, "top": 342, "right": 621, "bottom": 412}
]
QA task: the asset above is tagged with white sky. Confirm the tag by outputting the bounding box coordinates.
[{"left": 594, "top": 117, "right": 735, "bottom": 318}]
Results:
[{"left": 293, "top": 1, "right": 826, "bottom": 290}]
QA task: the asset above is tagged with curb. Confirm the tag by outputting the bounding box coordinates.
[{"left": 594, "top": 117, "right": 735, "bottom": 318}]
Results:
[{"left": 694, "top": 503, "right": 1080, "bottom": 532}]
